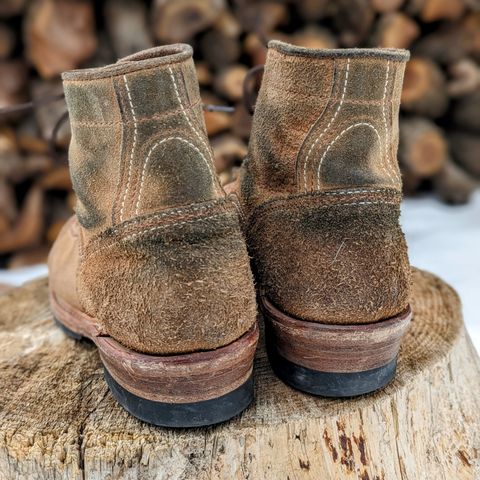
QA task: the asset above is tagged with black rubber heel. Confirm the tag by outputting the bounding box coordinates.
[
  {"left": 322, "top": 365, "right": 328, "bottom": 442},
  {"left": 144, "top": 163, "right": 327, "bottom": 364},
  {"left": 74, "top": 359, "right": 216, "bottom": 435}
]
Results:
[
  {"left": 266, "top": 340, "right": 397, "bottom": 397},
  {"left": 104, "top": 368, "right": 254, "bottom": 428},
  {"left": 53, "top": 316, "right": 85, "bottom": 341}
]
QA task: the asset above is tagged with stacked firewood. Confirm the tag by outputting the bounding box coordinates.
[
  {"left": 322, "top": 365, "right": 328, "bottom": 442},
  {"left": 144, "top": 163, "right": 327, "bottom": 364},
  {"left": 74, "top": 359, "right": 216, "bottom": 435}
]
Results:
[{"left": 0, "top": 0, "right": 479, "bottom": 267}]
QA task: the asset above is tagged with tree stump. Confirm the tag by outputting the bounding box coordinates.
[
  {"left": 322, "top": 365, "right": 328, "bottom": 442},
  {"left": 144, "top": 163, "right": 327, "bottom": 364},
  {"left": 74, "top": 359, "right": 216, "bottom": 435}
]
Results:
[{"left": 0, "top": 269, "right": 479, "bottom": 479}]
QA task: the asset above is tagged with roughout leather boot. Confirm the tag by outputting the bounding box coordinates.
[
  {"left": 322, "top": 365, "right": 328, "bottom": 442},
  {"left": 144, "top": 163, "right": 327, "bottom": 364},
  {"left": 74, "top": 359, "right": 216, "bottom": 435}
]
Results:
[
  {"left": 237, "top": 41, "right": 412, "bottom": 397},
  {"left": 48, "top": 45, "right": 258, "bottom": 427}
]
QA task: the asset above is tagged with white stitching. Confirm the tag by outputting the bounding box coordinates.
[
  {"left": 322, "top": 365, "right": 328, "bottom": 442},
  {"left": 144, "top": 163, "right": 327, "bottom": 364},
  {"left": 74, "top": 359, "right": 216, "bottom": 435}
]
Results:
[
  {"left": 324, "top": 188, "right": 393, "bottom": 196},
  {"left": 303, "top": 59, "right": 350, "bottom": 192},
  {"left": 135, "top": 137, "right": 216, "bottom": 213},
  {"left": 381, "top": 61, "right": 399, "bottom": 184},
  {"left": 167, "top": 67, "right": 218, "bottom": 183},
  {"left": 315, "top": 122, "right": 396, "bottom": 188},
  {"left": 120, "top": 75, "right": 138, "bottom": 221}
]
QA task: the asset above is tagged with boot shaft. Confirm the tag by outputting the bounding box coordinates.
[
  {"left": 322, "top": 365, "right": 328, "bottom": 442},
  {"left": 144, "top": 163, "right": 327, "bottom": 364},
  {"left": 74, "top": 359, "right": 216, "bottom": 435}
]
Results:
[
  {"left": 242, "top": 41, "right": 409, "bottom": 212},
  {"left": 63, "top": 45, "right": 221, "bottom": 235}
]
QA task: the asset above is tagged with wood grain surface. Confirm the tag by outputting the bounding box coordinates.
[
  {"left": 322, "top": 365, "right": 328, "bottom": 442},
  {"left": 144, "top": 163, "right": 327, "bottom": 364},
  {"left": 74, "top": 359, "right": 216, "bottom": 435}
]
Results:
[{"left": 0, "top": 269, "right": 479, "bottom": 479}]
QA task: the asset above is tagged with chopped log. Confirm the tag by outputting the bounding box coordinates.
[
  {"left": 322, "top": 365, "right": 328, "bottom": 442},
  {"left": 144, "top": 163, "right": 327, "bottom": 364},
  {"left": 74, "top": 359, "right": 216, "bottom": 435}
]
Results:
[
  {"left": 202, "top": 94, "right": 233, "bottom": 136},
  {"left": 195, "top": 62, "right": 213, "bottom": 87},
  {"left": 448, "top": 131, "right": 480, "bottom": 179},
  {"left": 452, "top": 91, "right": 480, "bottom": 133},
  {"left": 39, "top": 166, "right": 71, "bottom": 190},
  {"left": 151, "top": 0, "right": 225, "bottom": 43},
  {"left": 214, "top": 65, "right": 248, "bottom": 102},
  {"left": 200, "top": 29, "right": 241, "bottom": 70},
  {"left": 401, "top": 57, "right": 448, "bottom": 118},
  {"left": 297, "top": 0, "right": 331, "bottom": 20},
  {"left": 0, "top": 60, "right": 28, "bottom": 113},
  {"left": 218, "top": 165, "right": 240, "bottom": 187},
  {"left": 418, "top": 0, "right": 466, "bottom": 22},
  {"left": 0, "top": 23, "right": 15, "bottom": 59},
  {"left": 9, "top": 154, "right": 53, "bottom": 184},
  {"left": 0, "top": 184, "right": 44, "bottom": 253},
  {"left": 401, "top": 167, "right": 423, "bottom": 195},
  {"left": 0, "top": 126, "right": 23, "bottom": 180},
  {"left": 414, "top": 12, "right": 480, "bottom": 64},
  {"left": 16, "top": 117, "right": 49, "bottom": 154},
  {"left": 447, "top": 59, "right": 480, "bottom": 97},
  {"left": 24, "top": 0, "right": 97, "bottom": 79},
  {"left": 331, "top": 0, "right": 375, "bottom": 47},
  {"left": 32, "top": 80, "right": 70, "bottom": 149},
  {"left": 370, "top": 0, "right": 405, "bottom": 13},
  {"left": 0, "top": 179, "right": 17, "bottom": 225},
  {"left": 433, "top": 157, "right": 478, "bottom": 205},
  {"left": 104, "top": 0, "right": 153, "bottom": 59},
  {"left": 235, "top": 1, "right": 289, "bottom": 38},
  {"left": 373, "top": 12, "right": 420, "bottom": 49},
  {"left": 0, "top": 0, "right": 25, "bottom": 17},
  {"left": 292, "top": 25, "right": 338, "bottom": 50},
  {"left": 213, "top": 9, "right": 242, "bottom": 39},
  {"left": 211, "top": 134, "right": 247, "bottom": 174},
  {"left": 0, "top": 271, "right": 479, "bottom": 478},
  {"left": 243, "top": 32, "right": 268, "bottom": 66},
  {"left": 399, "top": 117, "right": 448, "bottom": 178}
]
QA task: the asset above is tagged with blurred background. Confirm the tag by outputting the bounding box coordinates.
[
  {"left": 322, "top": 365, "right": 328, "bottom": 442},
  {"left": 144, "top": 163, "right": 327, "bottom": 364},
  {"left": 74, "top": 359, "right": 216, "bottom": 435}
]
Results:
[{"left": 0, "top": 0, "right": 479, "bottom": 344}]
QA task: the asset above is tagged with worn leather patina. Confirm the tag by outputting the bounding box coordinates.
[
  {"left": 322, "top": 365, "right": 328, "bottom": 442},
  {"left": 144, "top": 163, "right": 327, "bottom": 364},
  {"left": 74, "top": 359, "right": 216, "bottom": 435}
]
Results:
[
  {"left": 48, "top": 45, "right": 257, "bottom": 354},
  {"left": 239, "top": 41, "right": 412, "bottom": 324}
]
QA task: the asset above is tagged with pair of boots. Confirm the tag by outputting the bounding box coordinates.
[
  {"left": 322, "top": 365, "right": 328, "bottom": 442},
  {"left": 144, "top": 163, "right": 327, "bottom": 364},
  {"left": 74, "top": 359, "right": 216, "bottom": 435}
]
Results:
[{"left": 49, "top": 42, "right": 412, "bottom": 428}]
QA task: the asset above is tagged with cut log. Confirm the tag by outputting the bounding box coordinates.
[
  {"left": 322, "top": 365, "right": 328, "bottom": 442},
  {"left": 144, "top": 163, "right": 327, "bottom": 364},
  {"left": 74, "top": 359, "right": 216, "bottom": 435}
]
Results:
[
  {"left": 292, "top": 25, "right": 338, "bottom": 50},
  {"left": 0, "top": 270, "right": 479, "bottom": 478},
  {"left": 418, "top": 0, "right": 466, "bottom": 22},
  {"left": 452, "top": 91, "right": 480, "bottom": 133},
  {"left": 0, "top": 60, "right": 28, "bottom": 114},
  {"left": 104, "top": 0, "right": 153, "bottom": 59},
  {"left": 448, "top": 131, "right": 480, "bottom": 179},
  {"left": 152, "top": 0, "right": 225, "bottom": 43},
  {"left": 200, "top": 28, "right": 241, "bottom": 70},
  {"left": 370, "top": 0, "right": 405, "bottom": 13},
  {"left": 0, "top": 0, "right": 25, "bottom": 17},
  {"left": 399, "top": 117, "right": 448, "bottom": 177},
  {"left": 373, "top": 12, "right": 420, "bottom": 49},
  {"left": 0, "top": 23, "right": 15, "bottom": 59},
  {"left": 401, "top": 57, "right": 448, "bottom": 118},
  {"left": 214, "top": 65, "right": 248, "bottom": 102},
  {"left": 331, "top": 0, "right": 375, "bottom": 47},
  {"left": 24, "top": 0, "right": 97, "bottom": 79},
  {"left": 211, "top": 133, "right": 247, "bottom": 174},
  {"left": 297, "top": 0, "right": 331, "bottom": 20},
  {"left": 447, "top": 58, "right": 480, "bottom": 97},
  {"left": 433, "top": 157, "right": 478, "bottom": 205}
]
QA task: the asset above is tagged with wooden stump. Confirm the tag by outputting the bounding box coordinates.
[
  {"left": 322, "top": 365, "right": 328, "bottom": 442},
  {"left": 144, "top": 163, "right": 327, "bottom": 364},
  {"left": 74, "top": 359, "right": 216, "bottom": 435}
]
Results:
[{"left": 0, "top": 269, "right": 479, "bottom": 479}]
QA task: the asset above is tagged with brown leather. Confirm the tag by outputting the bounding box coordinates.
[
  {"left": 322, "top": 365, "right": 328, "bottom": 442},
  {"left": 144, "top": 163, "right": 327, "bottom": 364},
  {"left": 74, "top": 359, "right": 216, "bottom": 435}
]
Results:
[
  {"left": 48, "top": 45, "right": 257, "bottom": 355},
  {"left": 48, "top": 216, "right": 81, "bottom": 312}
]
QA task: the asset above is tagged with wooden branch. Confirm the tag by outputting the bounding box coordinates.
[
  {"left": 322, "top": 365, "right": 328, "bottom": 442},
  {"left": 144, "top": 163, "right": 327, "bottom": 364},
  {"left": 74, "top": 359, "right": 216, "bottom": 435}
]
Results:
[
  {"left": 447, "top": 59, "right": 480, "bottom": 97},
  {"left": 373, "top": 12, "right": 420, "bottom": 49},
  {"left": 24, "top": 0, "right": 97, "bottom": 79},
  {"left": 448, "top": 131, "right": 480, "bottom": 179},
  {"left": 152, "top": 0, "right": 225, "bottom": 43},
  {"left": 452, "top": 91, "right": 480, "bottom": 133},
  {"left": 401, "top": 57, "right": 448, "bottom": 118},
  {"left": 433, "top": 156, "right": 478, "bottom": 205},
  {"left": 104, "top": 0, "right": 153, "bottom": 59},
  {"left": 399, "top": 117, "right": 448, "bottom": 177}
]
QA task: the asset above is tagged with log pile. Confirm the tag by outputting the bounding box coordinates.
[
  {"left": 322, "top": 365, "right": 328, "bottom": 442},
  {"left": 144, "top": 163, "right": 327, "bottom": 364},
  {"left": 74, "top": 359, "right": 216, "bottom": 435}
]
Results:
[{"left": 0, "top": 0, "right": 479, "bottom": 267}]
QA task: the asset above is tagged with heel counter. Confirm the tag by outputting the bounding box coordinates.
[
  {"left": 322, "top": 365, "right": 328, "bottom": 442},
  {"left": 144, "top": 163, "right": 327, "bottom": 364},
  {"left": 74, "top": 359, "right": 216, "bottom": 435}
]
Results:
[
  {"left": 78, "top": 201, "right": 256, "bottom": 354},
  {"left": 248, "top": 190, "right": 411, "bottom": 324}
]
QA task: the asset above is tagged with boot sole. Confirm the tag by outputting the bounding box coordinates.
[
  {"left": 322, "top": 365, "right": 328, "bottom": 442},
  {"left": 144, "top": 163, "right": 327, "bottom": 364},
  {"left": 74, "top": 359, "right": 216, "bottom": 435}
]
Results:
[
  {"left": 50, "top": 291, "right": 258, "bottom": 427},
  {"left": 260, "top": 295, "right": 412, "bottom": 397}
]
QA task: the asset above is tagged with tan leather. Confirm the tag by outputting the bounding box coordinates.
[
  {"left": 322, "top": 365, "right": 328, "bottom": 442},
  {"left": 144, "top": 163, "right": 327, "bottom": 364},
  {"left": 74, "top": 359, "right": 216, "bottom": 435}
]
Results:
[{"left": 48, "top": 216, "right": 81, "bottom": 311}]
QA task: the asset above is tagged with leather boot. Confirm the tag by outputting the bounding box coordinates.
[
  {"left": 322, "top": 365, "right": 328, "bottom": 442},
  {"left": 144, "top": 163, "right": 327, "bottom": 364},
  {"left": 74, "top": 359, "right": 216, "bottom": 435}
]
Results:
[
  {"left": 237, "top": 41, "right": 412, "bottom": 396},
  {"left": 48, "top": 45, "right": 258, "bottom": 427}
]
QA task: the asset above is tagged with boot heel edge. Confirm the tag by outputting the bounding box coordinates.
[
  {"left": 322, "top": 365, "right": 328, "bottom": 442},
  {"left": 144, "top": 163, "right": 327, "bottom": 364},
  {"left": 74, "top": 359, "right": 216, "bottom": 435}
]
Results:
[{"left": 261, "top": 295, "right": 412, "bottom": 397}]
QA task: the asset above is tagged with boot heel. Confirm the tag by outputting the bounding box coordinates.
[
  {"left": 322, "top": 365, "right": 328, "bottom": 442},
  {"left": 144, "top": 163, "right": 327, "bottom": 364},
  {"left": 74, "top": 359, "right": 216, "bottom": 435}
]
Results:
[
  {"left": 97, "top": 322, "right": 259, "bottom": 427},
  {"left": 261, "top": 295, "right": 412, "bottom": 397}
]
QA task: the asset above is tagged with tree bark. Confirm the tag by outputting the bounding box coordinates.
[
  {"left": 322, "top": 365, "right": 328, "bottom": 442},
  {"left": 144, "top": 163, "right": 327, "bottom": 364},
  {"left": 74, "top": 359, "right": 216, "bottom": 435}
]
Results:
[{"left": 0, "top": 270, "right": 479, "bottom": 479}]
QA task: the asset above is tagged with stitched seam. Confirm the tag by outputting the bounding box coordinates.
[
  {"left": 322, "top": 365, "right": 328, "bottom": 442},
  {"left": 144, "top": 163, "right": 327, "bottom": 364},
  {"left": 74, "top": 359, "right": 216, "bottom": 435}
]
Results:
[
  {"left": 84, "top": 212, "right": 227, "bottom": 258},
  {"left": 69, "top": 100, "right": 202, "bottom": 126},
  {"left": 303, "top": 59, "right": 350, "bottom": 191},
  {"left": 324, "top": 188, "right": 392, "bottom": 196},
  {"left": 120, "top": 75, "right": 138, "bottom": 222},
  {"left": 315, "top": 122, "right": 396, "bottom": 188},
  {"left": 381, "top": 61, "right": 398, "bottom": 185},
  {"left": 135, "top": 137, "right": 217, "bottom": 214},
  {"left": 247, "top": 200, "right": 398, "bottom": 234},
  {"left": 168, "top": 66, "right": 218, "bottom": 191}
]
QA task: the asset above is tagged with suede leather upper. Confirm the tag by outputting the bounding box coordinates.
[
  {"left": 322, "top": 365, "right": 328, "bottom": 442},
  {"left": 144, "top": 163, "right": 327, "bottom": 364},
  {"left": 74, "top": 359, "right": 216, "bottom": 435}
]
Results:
[
  {"left": 240, "top": 41, "right": 412, "bottom": 325},
  {"left": 49, "top": 45, "right": 257, "bottom": 354}
]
